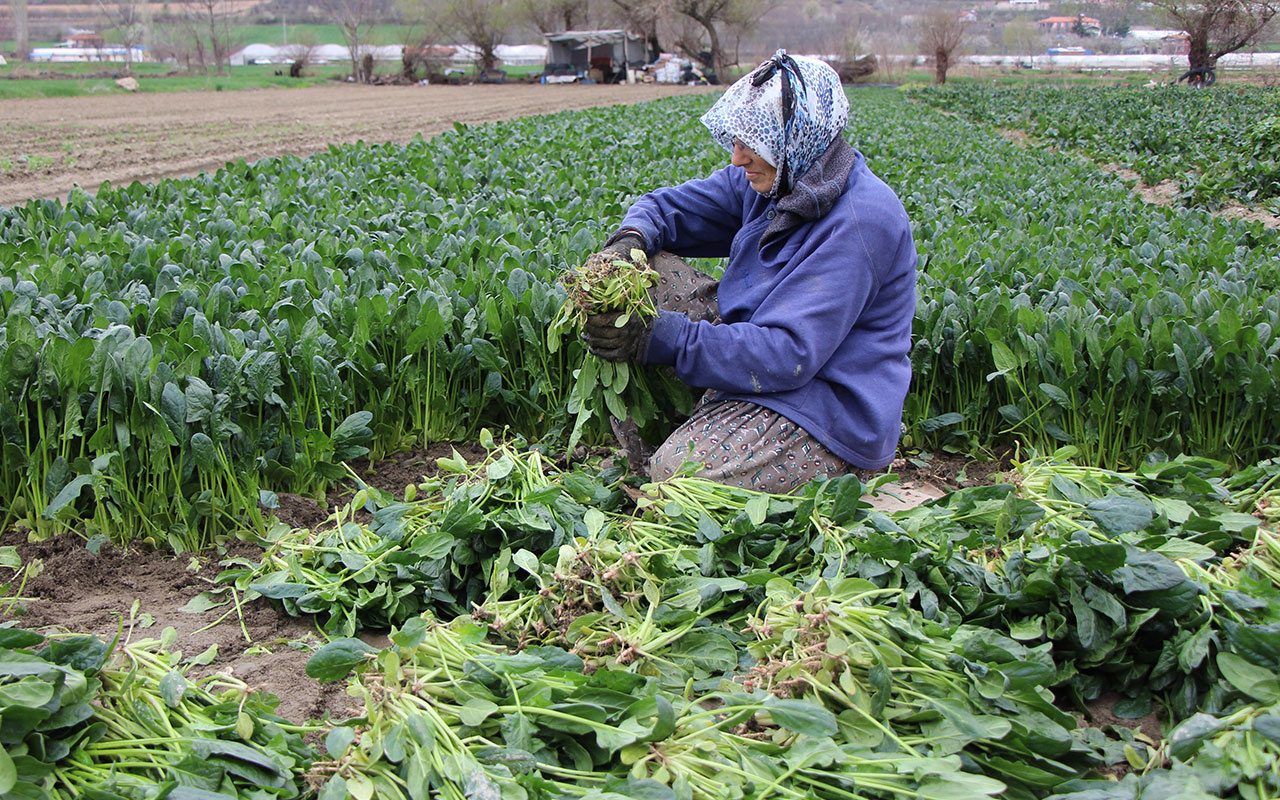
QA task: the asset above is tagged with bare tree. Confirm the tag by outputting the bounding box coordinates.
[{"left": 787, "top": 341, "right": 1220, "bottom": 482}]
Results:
[
  {"left": 9, "top": 0, "right": 29, "bottom": 62},
  {"left": 316, "top": 0, "right": 389, "bottom": 82},
  {"left": 609, "top": 0, "right": 671, "bottom": 55},
  {"left": 98, "top": 0, "right": 146, "bottom": 69},
  {"left": 400, "top": 35, "right": 453, "bottom": 81},
  {"left": 672, "top": 0, "right": 774, "bottom": 81},
  {"left": 868, "top": 30, "right": 907, "bottom": 79},
  {"left": 282, "top": 36, "right": 318, "bottom": 76},
  {"left": 203, "top": 0, "right": 235, "bottom": 75},
  {"left": 1146, "top": 0, "right": 1278, "bottom": 72},
  {"left": 173, "top": 0, "right": 237, "bottom": 74},
  {"left": 918, "top": 6, "right": 968, "bottom": 84},
  {"left": 719, "top": 0, "right": 773, "bottom": 73},
  {"left": 823, "top": 24, "right": 877, "bottom": 82},
  {"left": 516, "top": 0, "right": 587, "bottom": 33},
  {"left": 168, "top": 7, "right": 204, "bottom": 70},
  {"left": 671, "top": 13, "right": 705, "bottom": 62},
  {"left": 1002, "top": 16, "right": 1040, "bottom": 57},
  {"left": 673, "top": 0, "right": 728, "bottom": 78},
  {"left": 436, "top": 0, "right": 511, "bottom": 72}
]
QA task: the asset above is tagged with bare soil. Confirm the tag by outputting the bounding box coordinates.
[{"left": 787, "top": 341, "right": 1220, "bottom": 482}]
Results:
[
  {"left": 1104, "top": 165, "right": 1280, "bottom": 229},
  {"left": 23, "top": 0, "right": 260, "bottom": 24},
  {"left": 0, "top": 82, "right": 716, "bottom": 208},
  {"left": 0, "top": 442, "right": 488, "bottom": 726},
  {"left": 1086, "top": 692, "right": 1163, "bottom": 743}
]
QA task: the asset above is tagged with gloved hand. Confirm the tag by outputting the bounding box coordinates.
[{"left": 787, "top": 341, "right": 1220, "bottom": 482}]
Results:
[
  {"left": 583, "top": 310, "right": 653, "bottom": 362},
  {"left": 598, "top": 232, "right": 646, "bottom": 263}
]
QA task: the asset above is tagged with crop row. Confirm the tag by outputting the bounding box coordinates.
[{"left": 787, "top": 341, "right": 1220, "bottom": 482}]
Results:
[
  {"left": 856, "top": 89, "right": 1279, "bottom": 467},
  {"left": 0, "top": 105, "right": 701, "bottom": 549},
  {"left": 907, "top": 84, "right": 1280, "bottom": 207},
  {"left": 1, "top": 90, "right": 1278, "bottom": 549}
]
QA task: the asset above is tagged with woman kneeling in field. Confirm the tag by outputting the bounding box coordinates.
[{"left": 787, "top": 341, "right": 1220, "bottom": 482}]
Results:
[{"left": 583, "top": 50, "right": 918, "bottom": 494}]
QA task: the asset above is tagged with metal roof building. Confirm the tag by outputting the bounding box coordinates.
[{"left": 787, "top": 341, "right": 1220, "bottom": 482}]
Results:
[{"left": 544, "top": 30, "right": 652, "bottom": 73}]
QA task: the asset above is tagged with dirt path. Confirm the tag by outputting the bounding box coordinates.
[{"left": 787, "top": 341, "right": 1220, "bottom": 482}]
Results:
[
  {"left": 1102, "top": 165, "right": 1280, "bottom": 229},
  {"left": 0, "top": 83, "right": 717, "bottom": 208}
]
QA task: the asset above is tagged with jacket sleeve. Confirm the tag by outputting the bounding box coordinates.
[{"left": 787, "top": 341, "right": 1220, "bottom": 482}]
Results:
[
  {"left": 618, "top": 166, "right": 746, "bottom": 259},
  {"left": 645, "top": 216, "right": 892, "bottom": 395}
]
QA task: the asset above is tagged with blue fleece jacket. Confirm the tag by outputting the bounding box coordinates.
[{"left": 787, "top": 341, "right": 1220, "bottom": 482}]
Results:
[{"left": 621, "top": 151, "right": 917, "bottom": 469}]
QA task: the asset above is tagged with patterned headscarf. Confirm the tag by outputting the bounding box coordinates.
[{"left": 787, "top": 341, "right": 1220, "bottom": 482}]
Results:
[{"left": 700, "top": 50, "right": 850, "bottom": 197}]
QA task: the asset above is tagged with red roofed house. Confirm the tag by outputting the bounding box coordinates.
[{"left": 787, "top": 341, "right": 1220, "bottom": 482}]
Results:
[{"left": 1037, "top": 16, "right": 1102, "bottom": 35}]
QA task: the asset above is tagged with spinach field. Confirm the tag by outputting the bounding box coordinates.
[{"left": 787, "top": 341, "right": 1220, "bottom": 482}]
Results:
[
  {"left": 910, "top": 84, "right": 1280, "bottom": 209},
  {"left": 0, "top": 87, "right": 1279, "bottom": 800}
]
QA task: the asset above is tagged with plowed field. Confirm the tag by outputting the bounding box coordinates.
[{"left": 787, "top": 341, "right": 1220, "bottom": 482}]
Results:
[{"left": 0, "top": 82, "right": 716, "bottom": 207}]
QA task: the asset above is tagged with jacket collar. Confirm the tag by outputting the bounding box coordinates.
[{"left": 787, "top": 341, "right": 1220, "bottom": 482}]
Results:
[{"left": 760, "top": 137, "right": 856, "bottom": 247}]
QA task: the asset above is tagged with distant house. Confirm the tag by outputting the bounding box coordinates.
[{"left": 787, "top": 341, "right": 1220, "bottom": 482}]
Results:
[
  {"left": 404, "top": 44, "right": 456, "bottom": 65},
  {"left": 1037, "top": 15, "right": 1102, "bottom": 35},
  {"left": 66, "top": 32, "right": 105, "bottom": 48}
]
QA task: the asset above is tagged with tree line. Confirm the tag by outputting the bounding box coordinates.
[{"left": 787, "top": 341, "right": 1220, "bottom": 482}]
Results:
[{"left": 4, "top": 0, "right": 1277, "bottom": 86}]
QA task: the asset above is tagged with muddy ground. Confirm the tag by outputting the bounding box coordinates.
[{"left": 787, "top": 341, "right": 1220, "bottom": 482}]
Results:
[{"left": 0, "top": 83, "right": 716, "bottom": 208}]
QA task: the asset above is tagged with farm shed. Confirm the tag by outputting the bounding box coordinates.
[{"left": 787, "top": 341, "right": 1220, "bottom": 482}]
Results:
[
  {"left": 67, "top": 32, "right": 105, "bottom": 48},
  {"left": 544, "top": 30, "right": 653, "bottom": 82}
]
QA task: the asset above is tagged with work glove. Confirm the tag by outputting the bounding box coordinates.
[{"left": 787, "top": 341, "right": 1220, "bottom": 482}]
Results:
[
  {"left": 583, "top": 310, "right": 653, "bottom": 363},
  {"left": 599, "top": 232, "right": 647, "bottom": 262}
]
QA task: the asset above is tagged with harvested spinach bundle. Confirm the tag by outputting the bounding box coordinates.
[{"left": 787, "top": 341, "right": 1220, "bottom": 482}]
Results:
[
  {"left": 548, "top": 248, "right": 693, "bottom": 457},
  {"left": 0, "top": 628, "right": 314, "bottom": 800}
]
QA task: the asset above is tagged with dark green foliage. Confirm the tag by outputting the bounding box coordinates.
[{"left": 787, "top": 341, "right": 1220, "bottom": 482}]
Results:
[
  {"left": 864, "top": 90, "right": 1280, "bottom": 467},
  {"left": 256, "top": 445, "right": 1280, "bottom": 800},
  {"left": 3, "top": 88, "right": 1280, "bottom": 551},
  {"left": 0, "top": 102, "right": 726, "bottom": 548},
  {"left": 909, "top": 84, "right": 1280, "bottom": 206}
]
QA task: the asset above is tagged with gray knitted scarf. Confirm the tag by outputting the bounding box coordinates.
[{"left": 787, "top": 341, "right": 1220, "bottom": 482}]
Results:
[{"left": 760, "top": 136, "right": 856, "bottom": 248}]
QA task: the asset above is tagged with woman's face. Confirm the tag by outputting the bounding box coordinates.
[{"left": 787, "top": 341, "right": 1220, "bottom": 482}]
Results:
[{"left": 731, "top": 139, "right": 778, "bottom": 195}]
